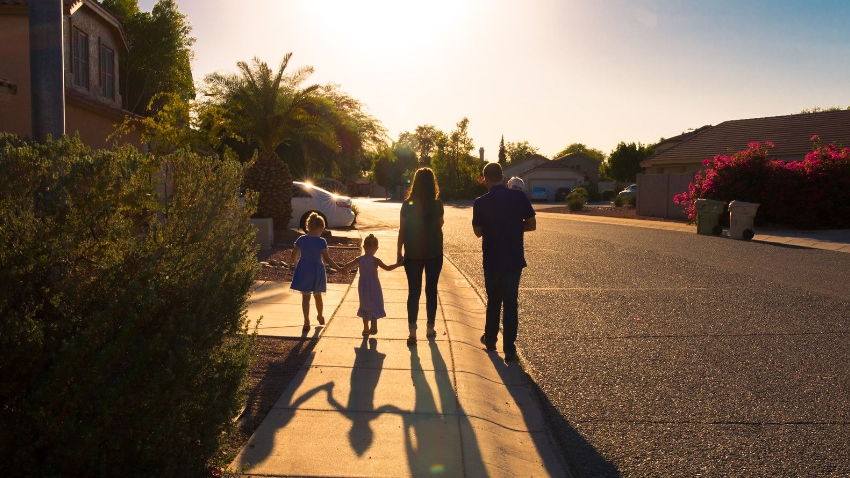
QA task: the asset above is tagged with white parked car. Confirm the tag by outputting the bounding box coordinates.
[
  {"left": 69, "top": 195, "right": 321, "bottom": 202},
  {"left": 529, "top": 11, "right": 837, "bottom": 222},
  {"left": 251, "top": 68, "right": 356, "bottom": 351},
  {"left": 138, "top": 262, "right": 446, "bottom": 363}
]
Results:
[
  {"left": 290, "top": 181, "right": 355, "bottom": 231},
  {"left": 619, "top": 184, "right": 637, "bottom": 197}
]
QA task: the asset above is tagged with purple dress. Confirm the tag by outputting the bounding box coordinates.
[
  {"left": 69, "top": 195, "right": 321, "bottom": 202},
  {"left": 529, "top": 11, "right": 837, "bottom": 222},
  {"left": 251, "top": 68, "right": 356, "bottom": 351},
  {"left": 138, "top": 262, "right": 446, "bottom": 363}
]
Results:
[
  {"left": 290, "top": 235, "right": 328, "bottom": 294},
  {"left": 357, "top": 255, "right": 385, "bottom": 320}
]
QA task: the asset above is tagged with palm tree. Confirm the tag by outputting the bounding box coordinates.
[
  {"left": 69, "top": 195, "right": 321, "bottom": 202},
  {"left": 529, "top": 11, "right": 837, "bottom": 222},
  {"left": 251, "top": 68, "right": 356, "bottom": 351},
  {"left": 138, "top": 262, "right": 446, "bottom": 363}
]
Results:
[
  {"left": 203, "top": 54, "right": 338, "bottom": 229},
  {"left": 280, "top": 84, "right": 387, "bottom": 181}
]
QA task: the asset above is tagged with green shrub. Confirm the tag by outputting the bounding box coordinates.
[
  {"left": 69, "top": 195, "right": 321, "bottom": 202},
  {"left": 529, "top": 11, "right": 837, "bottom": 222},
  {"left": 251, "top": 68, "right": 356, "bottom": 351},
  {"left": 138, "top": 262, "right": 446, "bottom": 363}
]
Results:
[
  {"left": 350, "top": 202, "right": 360, "bottom": 225},
  {"left": 566, "top": 187, "right": 588, "bottom": 211},
  {"left": 601, "top": 189, "right": 616, "bottom": 201},
  {"left": 0, "top": 134, "right": 259, "bottom": 476},
  {"left": 613, "top": 195, "right": 624, "bottom": 207},
  {"left": 622, "top": 195, "right": 636, "bottom": 207},
  {"left": 567, "top": 198, "right": 584, "bottom": 211},
  {"left": 568, "top": 186, "right": 589, "bottom": 200}
]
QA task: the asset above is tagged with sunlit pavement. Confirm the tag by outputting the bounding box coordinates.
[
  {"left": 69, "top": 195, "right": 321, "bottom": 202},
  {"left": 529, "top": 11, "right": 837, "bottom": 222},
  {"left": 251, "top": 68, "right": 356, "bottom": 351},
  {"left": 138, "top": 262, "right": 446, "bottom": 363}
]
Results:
[{"left": 231, "top": 226, "right": 570, "bottom": 477}]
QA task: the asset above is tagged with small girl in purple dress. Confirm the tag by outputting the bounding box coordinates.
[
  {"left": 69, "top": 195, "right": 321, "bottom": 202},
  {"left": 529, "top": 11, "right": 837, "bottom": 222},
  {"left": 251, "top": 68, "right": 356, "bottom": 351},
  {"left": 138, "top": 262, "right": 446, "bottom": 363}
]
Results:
[
  {"left": 340, "top": 234, "right": 401, "bottom": 336},
  {"left": 289, "top": 213, "right": 341, "bottom": 332}
]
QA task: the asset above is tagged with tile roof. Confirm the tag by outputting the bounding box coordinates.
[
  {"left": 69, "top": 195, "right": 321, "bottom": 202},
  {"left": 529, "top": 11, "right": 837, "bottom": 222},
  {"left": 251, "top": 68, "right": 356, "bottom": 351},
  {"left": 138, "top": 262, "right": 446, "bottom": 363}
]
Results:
[
  {"left": 551, "top": 152, "right": 598, "bottom": 164},
  {"left": 643, "top": 110, "right": 850, "bottom": 165},
  {"left": 510, "top": 153, "right": 550, "bottom": 166}
]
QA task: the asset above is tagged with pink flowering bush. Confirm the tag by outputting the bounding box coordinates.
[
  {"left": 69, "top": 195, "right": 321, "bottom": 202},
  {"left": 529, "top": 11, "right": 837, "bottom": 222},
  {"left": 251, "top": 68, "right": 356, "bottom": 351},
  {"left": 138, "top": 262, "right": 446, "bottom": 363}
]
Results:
[{"left": 674, "top": 140, "right": 850, "bottom": 229}]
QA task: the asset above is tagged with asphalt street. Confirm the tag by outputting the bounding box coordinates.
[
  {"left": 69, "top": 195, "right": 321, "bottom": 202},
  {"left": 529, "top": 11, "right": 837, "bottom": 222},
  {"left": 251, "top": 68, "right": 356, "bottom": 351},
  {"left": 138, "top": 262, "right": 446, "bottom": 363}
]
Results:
[{"left": 354, "top": 199, "right": 850, "bottom": 477}]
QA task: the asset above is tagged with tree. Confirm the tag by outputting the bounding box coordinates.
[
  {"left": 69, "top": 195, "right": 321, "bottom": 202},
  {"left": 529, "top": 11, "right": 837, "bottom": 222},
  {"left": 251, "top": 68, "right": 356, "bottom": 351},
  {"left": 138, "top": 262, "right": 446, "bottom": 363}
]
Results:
[
  {"left": 553, "top": 143, "right": 605, "bottom": 163},
  {"left": 282, "top": 84, "right": 387, "bottom": 181},
  {"left": 102, "top": 0, "right": 195, "bottom": 115},
  {"left": 604, "top": 142, "right": 654, "bottom": 182},
  {"left": 428, "top": 119, "right": 485, "bottom": 200},
  {"left": 370, "top": 147, "right": 395, "bottom": 192},
  {"left": 498, "top": 135, "right": 507, "bottom": 167},
  {"left": 504, "top": 140, "right": 539, "bottom": 165},
  {"left": 392, "top": 138, "right": 418, "bottom": 175},
  {"left": 414, "top": 125, "right": 440, "bottom": 166},
  {"left": 202, "top": 54, "right": 338, "bottom": 230},
  {"left": 446, "top": 118, "right": 475, "bottom": 198},
  {"left": 799, "top": 105, "right": 850, "bottom": 113}
]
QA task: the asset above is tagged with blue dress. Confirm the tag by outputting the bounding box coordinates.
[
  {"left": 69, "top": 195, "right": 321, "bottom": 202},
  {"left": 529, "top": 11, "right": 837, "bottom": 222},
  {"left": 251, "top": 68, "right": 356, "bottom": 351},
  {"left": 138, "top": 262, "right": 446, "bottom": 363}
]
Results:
[
  {"left": 357, "top": 255, "right": 385, "bottom": 320},
  {"left": 290, "top": 235, "right": 328, "bottom": 294}
]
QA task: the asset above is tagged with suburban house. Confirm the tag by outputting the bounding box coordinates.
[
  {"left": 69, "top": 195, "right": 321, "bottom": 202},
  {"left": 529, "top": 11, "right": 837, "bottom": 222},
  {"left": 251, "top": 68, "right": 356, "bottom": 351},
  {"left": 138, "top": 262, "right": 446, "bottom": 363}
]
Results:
[
  {"left": 502, "top": 153, "right": 549, "bottom": 178},
  {"left": 502, "top": 152, "right": 598, "bottom": 202},
  {"left": 0, "top": 0, "right": 142, "bottom": 147},
  {"left": 637, "top": 110, "right": 850, "bottom": 219}
]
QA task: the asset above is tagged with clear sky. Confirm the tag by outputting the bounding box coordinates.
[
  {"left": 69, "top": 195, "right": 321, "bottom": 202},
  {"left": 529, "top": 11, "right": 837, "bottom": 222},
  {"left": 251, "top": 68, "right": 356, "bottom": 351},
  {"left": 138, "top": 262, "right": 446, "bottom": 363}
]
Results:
[{"left": 138, "top": 0, "right": 850, "bottom": 160}]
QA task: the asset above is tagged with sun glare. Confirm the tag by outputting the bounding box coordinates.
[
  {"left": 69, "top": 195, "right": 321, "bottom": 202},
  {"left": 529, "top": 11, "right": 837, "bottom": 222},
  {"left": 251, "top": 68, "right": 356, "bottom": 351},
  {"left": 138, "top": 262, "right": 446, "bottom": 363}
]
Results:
[{"left": 314, "top": 0, "right": 468, "bottom": 57}]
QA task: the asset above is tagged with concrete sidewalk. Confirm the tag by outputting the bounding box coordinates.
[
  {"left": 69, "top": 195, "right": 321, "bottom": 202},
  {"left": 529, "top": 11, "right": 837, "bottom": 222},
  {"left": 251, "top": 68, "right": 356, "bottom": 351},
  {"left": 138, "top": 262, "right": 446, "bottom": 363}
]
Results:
[{"left": 231, "top": 228, "right": 570, "bottom": 477}]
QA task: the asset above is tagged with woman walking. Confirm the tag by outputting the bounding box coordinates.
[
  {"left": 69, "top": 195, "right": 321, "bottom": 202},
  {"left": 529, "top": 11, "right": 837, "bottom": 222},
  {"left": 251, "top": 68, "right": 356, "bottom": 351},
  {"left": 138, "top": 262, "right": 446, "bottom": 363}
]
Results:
[{"left": 396, "top": 167, "right": 444, "bottom": 346}]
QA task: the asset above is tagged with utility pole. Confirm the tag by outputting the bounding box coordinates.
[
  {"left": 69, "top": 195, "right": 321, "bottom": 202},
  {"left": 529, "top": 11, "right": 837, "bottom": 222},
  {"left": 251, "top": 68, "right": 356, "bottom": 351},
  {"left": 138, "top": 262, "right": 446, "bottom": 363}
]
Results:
[{"left": 29, "top": 0, "right": 65, "bottom": 140}]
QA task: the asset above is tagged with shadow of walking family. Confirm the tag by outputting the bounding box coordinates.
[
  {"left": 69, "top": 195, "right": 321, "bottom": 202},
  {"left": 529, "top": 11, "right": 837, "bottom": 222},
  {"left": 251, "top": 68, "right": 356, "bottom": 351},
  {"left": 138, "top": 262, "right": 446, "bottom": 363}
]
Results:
[{"left": 321, "top": 337, "right": 484, "bottom": 475}]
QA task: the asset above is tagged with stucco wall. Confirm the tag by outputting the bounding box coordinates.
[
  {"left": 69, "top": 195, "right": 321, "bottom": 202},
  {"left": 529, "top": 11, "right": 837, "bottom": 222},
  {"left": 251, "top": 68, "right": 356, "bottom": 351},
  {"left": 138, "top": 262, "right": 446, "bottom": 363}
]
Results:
[
  {"left": 0, "top": 5, "right": 139, "bottom": 148},
  {"left": 554, "top": 156, "right": 599, "bottom": 183},
  {"left": 66, "top": 101, "right": 141, "bottom": 147},
  {"left": 636, "top": 171, "right": 694, "bottom": 220},
  {"left": 0, "top": 12, "right": 32, "bottom": 138}
]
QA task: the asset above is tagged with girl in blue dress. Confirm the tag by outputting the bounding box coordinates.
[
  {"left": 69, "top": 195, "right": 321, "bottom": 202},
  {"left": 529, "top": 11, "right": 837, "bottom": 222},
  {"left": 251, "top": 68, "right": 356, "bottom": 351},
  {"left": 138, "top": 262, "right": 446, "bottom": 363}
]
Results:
[
  {"left": 339, "top": 234, "right": 401, "bottom": 336},
  {"left": 289, "top": 213, "right": 341, "bottom": 331}
]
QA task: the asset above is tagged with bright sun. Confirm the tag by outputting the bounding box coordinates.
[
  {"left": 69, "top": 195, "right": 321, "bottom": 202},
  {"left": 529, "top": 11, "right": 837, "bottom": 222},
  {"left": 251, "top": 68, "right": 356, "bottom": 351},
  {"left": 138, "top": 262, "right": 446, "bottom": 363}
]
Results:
[{"left": 314, "top": 0, "right": 469, "bottom": 57}]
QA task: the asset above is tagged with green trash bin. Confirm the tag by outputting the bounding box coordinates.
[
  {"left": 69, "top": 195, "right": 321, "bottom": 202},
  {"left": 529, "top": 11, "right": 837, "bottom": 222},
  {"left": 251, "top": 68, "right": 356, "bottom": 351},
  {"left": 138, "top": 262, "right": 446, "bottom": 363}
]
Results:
[{"left": 695, "top": 199, "right": 726, "bottom": 236}]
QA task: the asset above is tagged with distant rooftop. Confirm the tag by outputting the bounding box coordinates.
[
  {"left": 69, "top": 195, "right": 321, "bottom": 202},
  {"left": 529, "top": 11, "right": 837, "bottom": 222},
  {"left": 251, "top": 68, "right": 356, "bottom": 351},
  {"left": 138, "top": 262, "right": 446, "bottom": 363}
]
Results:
[{"left": 643, "top": 110, "right": 850, "bottom": 166}]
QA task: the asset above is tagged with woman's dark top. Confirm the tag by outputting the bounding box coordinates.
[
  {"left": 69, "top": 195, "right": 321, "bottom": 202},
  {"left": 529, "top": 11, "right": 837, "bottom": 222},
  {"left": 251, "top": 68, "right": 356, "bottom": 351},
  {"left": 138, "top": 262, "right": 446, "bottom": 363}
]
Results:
[{"left": 401, "top": 198, "right": 444, "bottom": 260}]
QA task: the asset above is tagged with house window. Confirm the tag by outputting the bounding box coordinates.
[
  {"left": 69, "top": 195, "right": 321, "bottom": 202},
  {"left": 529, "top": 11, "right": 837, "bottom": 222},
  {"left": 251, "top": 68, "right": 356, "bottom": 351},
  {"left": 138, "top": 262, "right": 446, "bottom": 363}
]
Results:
[
  {"left": 72, "top": 28, "right": 89, "bottom": 88},
  {"left": 100, "top": 45, "right": 115, "bottom": 99}
]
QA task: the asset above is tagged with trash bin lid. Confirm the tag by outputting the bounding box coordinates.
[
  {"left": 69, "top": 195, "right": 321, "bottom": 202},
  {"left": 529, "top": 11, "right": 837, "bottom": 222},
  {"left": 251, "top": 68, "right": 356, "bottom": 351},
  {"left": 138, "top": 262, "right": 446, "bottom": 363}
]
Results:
[
  {"left": 728, "top": 200, "right": 759, "bottom": 215},
  {"left": 695, "top": 198, "right": 727, "bottom": 211},
  {"left": 728, "top": 200, "right": 759, "bottom": 208}
]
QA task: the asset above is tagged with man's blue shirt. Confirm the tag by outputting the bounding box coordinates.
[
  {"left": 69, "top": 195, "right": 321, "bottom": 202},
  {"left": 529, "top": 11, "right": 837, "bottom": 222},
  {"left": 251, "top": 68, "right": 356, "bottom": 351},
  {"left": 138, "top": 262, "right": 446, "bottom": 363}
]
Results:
[{"left": 472, "top": 184, "right": 535, "bottom": 273}]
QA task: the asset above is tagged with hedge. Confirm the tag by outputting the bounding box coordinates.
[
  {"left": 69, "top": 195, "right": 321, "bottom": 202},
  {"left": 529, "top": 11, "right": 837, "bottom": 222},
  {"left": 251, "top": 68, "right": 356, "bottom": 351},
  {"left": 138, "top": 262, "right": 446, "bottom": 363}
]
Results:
[
  {"left": 675, "top": 140, "right": 850, "bottom": 229},
  {"left": 0, "top": 134, "right": 259, "bottom": 476}
]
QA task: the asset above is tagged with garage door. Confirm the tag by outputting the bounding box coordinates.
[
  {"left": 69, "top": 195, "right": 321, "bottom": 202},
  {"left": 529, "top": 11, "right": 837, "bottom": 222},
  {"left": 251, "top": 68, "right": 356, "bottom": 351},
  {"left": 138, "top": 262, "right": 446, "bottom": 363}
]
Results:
[{"left": 529, "top": 179, "right": 577, "bottom": 202}]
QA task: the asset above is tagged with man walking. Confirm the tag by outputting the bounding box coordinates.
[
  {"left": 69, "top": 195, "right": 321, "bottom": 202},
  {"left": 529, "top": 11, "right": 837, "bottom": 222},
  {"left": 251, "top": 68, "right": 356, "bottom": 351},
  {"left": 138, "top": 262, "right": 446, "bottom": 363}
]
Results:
[{"left": 472, "top": 163, "right": 536, "bottom": 361}]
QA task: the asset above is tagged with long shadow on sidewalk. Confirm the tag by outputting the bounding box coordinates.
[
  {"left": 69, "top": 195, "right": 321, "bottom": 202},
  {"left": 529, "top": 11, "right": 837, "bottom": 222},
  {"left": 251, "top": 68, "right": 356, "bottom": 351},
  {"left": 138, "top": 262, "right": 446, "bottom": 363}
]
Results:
[
  {"left": 324, "top": 337, "right": 390, "bottom": 456},
  {"left": 494, "top": 354, "right": 619, "bottom": 477},
  {"left": 325, "top": 337, "right": 488, "bottom": 476},
  {"left": 335, "top": 338, "right": 488, "bottom": 475}
]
